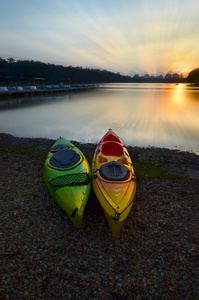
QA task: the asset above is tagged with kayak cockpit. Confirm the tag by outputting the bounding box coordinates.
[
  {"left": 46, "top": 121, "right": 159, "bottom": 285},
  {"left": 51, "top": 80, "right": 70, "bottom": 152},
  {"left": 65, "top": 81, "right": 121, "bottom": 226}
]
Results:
[
  {"left": 101, "top": 141, "right": 123, "bottom": 156},
  {"left": 96, "top": 141, "right": 129, "bottom": 165}
]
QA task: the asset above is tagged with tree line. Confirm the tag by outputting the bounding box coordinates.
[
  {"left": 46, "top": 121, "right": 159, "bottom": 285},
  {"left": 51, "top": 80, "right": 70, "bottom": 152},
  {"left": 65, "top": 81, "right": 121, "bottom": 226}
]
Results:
[{"left": 0, "top": 57, "right": 198, "bottom": 85}]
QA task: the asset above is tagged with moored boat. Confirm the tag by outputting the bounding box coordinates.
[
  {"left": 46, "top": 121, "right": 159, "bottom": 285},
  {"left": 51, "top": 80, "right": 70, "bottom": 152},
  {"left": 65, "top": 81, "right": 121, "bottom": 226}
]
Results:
[
  {"left": 43, "top": 138, "right": 91, "bottom": 228},
  {"left": 92, "top": 129, "right": 136, "bottom": 239}
]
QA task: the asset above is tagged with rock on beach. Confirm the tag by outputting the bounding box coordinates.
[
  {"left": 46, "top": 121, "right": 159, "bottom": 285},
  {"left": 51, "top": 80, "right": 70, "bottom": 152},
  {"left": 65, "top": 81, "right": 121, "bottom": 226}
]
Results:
[{"left": 0, "top": 133, "right": 199, "bottom": 299}]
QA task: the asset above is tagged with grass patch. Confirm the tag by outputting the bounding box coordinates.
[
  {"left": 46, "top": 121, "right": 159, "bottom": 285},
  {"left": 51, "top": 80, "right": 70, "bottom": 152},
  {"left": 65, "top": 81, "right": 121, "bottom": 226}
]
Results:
[
  {"left": 133, "top": 160, "right": 186, "bottom": 181},
  {"left": 0, "top": 145, "right": 187, "bottom": 181},
  {"left": 0, "top": 144, "right": 47, "bottom": 158}
]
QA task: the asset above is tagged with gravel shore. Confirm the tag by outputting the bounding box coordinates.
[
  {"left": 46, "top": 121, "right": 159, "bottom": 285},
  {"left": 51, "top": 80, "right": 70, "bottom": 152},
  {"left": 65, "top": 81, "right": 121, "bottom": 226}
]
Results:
[{"left": 1, "top": 133, "right": 199, "bottom": 299}]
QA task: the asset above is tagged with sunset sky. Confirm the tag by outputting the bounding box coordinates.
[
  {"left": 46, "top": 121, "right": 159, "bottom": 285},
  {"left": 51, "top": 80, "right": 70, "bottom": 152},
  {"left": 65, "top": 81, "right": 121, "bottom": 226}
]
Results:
[{"left": 0, "top": 0, "right": 198, "bottom": 77}]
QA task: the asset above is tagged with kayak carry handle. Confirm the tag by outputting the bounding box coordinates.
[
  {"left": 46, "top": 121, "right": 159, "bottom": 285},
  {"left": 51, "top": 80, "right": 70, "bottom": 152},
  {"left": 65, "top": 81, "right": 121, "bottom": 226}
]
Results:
[
  {"left": 71, "top": 207, "right": 78, "bottom": 217},
  {"left": 111, "top": 213, "right": 121, "bottom": 221}
]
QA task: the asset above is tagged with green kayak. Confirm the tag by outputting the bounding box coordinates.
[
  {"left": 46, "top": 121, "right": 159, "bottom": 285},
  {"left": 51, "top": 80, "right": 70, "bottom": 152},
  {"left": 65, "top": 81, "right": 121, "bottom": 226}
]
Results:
[{"left": 43, "top": 138, "right": 91, "bottom": 228}]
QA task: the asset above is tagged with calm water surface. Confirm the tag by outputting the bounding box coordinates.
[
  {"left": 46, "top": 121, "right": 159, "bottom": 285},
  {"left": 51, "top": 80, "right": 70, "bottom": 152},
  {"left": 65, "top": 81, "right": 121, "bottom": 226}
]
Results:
[{"left": 0, "top": 83, "right": 199, "bottom": 153}]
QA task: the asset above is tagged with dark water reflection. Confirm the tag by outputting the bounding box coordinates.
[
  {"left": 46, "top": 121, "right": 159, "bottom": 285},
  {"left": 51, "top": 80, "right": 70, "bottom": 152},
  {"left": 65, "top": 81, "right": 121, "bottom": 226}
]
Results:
[{"left": 0, "top": 83, "right": 199, "bottom": 153}]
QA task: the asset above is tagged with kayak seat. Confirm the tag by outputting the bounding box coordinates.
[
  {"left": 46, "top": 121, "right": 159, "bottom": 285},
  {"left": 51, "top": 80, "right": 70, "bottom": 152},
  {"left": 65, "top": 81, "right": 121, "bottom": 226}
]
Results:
[
  {"left": 101, "top": 142, "right": 123, "bottom": 157},
  {"left": 50, "top": 149, "right": 81, "bottom": 169},
  {"left": 50, "top": 144, "right": 69, "bottom": 153},
  {"left": 100, "top": 161, "right": 129, "bottom": 181}
]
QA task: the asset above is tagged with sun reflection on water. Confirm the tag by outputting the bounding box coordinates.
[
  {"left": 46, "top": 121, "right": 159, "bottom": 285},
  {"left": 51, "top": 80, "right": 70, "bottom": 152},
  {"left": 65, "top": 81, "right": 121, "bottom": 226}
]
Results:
[{"left": 0, "top": 83, "right": 198, "bottom": 153}]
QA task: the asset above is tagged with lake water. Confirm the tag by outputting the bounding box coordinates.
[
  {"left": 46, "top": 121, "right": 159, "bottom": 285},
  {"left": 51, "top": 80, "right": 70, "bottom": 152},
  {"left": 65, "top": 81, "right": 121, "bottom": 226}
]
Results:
[{"left": 0, "top": 83, "right": 199, "bottom": 154}]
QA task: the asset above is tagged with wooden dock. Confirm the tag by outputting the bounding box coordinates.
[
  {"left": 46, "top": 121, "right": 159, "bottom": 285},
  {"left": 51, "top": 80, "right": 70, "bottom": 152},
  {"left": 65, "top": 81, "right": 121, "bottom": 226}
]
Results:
[{"left": 0, "top": 85, "right": 99, "bottom": 98}]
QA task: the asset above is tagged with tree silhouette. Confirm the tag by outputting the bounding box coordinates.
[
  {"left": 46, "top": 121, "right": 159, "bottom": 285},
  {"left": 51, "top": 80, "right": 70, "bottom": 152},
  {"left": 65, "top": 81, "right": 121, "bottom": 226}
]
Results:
[
  {"left": 187, "top": 68, "right": 199, "bottom": 83},
  {"left": 0, "top": 57, "right": 197, "bottom": 85}
]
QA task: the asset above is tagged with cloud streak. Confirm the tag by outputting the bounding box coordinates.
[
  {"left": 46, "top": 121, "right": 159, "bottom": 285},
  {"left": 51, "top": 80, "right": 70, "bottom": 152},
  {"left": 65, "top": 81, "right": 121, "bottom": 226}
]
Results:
[{"left": 0, "top": 0, "right": 198, "bottom": 76}]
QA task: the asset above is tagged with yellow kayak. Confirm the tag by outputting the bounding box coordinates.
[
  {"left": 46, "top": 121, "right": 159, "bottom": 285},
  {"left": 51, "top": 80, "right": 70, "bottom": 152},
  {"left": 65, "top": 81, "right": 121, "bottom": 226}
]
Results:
[{"left": 92, "top": 129, "right": 136, "bottom": 239}]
